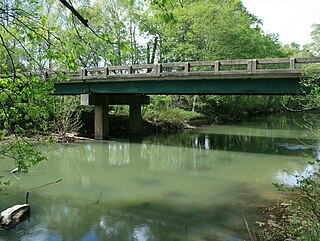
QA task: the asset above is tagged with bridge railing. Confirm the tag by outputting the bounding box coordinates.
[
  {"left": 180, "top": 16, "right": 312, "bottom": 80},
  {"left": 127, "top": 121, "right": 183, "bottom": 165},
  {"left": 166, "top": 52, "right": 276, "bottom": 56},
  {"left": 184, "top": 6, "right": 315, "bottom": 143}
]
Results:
[{"left": 47, "top": 57, "right": 320, "bottom": 81}]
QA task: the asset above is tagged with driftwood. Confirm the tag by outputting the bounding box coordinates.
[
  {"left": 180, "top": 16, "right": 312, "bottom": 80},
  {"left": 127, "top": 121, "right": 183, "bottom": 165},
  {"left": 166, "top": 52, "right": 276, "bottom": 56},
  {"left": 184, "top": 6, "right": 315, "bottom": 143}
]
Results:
[
  {"left": 10, "top": 168, "right": 19, "bottom": 174},
  {"left": 0, "top": 179, "right": 62, "bottom": 230},
  {"left": 0, "top": 204, "right": 30, "bottom": 230},
  {"left": 10, "top": 167, "right": 20, "bottom": 180}
]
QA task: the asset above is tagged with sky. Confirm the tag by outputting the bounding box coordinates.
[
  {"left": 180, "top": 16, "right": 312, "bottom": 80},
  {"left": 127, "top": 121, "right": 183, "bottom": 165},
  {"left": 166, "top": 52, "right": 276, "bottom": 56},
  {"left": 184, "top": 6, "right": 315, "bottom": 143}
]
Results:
[{"left": 242, "top": 0, "right": 320, "bottom": 46}]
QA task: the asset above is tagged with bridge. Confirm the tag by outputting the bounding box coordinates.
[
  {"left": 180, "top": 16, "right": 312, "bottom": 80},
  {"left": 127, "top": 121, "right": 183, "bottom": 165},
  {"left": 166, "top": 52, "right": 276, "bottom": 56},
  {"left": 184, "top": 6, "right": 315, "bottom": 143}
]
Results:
[{"left": 52, "top": 57, "right": 320, "bottom": 139}]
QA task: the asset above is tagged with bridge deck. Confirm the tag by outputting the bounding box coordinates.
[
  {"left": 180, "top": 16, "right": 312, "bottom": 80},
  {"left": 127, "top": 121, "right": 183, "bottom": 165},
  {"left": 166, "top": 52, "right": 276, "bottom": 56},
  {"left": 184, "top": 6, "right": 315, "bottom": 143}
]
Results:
[{"left": 53, "top": 57, "right": 320, "bottom": 95}]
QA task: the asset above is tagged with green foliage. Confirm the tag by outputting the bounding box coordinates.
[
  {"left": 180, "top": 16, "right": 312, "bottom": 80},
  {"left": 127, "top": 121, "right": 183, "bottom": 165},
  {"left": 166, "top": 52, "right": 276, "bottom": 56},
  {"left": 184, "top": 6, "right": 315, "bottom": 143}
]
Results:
[
  {"left": 304, "top": 24, "right": 320, "bottom": 57},
  {"left": 194, "top": 95, "right": 285, "bottom": 122},
  {"left": 110, "top": 105, "right": 130, "bottom": 116},
  {"left": 51, "top": 96, "right": 83, "bottom": 139},
  {"left": 0, "top": 176, "right": 10, "bottom": 195},
  {"left": 56, "top": 0, "right": 147, "bottom": 68},
  {"left": 282, "top": 42, "right": 311, "bottom": 58},
  {"left": 144, "top": 95, "right": 202, "bottom": 129},
  {"left": 144, "top": 94, "right": 295, "bottom": 125},
  {"left": 299, "top": 51, "right": 320, "bottom": 110},
  {"left": 143, "top": 0, "right": 286, "bottom": 62},
  {"left": 0, "top": 0, "right": 76, "bottom": 194},
  {"left": 270, "top": 161, "right": 320, "bottom": 241},
  {"left": 0, "top": 74, "right": 54, "bottom": 194}
]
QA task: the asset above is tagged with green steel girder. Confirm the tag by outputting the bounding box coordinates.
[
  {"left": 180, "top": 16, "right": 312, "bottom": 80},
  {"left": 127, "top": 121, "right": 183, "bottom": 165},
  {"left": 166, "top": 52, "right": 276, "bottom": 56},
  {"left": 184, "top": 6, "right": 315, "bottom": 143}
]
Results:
[{"left": 53, "top": 77, "right": 310, "bottom": 95}]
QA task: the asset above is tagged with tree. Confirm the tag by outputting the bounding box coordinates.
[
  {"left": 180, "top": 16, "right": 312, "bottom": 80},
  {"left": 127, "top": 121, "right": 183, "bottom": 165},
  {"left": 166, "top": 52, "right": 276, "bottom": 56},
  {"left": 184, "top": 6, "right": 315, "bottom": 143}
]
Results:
[
  {"left": 282, "top": 42, "right": 310, "bottom": 58},
  {"left": 55, "top": 0, "right": 146, "bottom": 68},
  {"left": 303, "top": 24, "right": 320, "bottom": 58},
  {"left": 0, "top": 0, "right": 77, "bottom": 194},
  {"left": 143, "top": 0, "right": 285, "bottom": 62},
  {"left": 141, "top": 0, "right": 288, "bottom": 122}
]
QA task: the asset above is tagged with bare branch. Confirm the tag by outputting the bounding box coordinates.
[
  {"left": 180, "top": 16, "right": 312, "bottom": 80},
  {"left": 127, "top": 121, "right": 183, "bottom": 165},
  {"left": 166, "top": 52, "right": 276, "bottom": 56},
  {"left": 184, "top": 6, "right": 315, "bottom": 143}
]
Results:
[
  {"left": 58, "top": 0, "right": 89, "bottom": 27},
  {"left": 0, "top": 23, "right": 43, "bottom": 69},
  {"left": 0, "top": 33, "right": 16, "bottom": 78}
]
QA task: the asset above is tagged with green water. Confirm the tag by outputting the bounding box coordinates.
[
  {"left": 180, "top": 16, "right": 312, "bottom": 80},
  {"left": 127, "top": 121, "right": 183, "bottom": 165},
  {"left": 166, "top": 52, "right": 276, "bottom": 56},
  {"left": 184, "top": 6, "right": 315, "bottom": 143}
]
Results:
[{"left": 1, "top": 113, "right": 319, "bottom": 241}]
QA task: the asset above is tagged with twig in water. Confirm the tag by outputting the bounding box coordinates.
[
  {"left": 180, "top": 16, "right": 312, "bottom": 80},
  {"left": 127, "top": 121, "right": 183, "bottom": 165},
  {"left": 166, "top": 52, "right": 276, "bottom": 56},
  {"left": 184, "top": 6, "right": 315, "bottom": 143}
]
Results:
[
  {"left": 242, "top": 209, "right": 255, "bottom": 241},
  {"left": 94, "top": 191, "right": 102, "bottom": 204},
  {"left": 25, "top": 192, "right": 29, "bottom": 204},
  {"left": 28, "top": 178, "right": 62, "bottom": 190}
]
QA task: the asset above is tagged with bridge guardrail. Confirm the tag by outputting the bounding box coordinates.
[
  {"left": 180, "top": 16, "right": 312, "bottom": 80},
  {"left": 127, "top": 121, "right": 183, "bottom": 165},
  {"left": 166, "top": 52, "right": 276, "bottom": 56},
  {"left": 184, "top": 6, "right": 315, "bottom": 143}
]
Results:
[
  {"left": 80, "top": 57, "right": 320, "bottom": 80},
  {"left": 29, "top": 57, "right": 320, "bottom": 82}
]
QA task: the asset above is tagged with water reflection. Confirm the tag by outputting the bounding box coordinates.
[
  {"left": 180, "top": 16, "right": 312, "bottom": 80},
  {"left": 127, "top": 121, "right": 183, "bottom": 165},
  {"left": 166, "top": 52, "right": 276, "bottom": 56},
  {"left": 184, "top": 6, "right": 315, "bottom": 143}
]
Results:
[
  {"left": 276, "top": 163, "right": 316, "bottom": 186},
  {"left": 1, "top": 113, "right": 320, "bottom": 240},
  {"left": 0, "top": 190, "right": 265, "bottom": 241},
  {"left": 146, "top": 131, "right": 317, "bottom": 157}
]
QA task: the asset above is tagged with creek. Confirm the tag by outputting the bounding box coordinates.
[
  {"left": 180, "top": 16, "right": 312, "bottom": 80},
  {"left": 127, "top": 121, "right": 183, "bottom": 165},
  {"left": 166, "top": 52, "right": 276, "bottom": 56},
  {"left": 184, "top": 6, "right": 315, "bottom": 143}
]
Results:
[{"left": 1, "top": 113, "right": 319, "bottom": 241}]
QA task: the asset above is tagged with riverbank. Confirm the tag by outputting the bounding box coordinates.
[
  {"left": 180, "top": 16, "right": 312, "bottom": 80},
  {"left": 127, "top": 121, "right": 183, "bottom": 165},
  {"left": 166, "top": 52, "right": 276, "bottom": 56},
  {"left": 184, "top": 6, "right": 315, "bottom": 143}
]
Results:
[
  {"left": 257, "top": 169, "right": 320, "bottom": 240},
  {"left": 256, "top": 196, "right": 294, "bottom": 240}
]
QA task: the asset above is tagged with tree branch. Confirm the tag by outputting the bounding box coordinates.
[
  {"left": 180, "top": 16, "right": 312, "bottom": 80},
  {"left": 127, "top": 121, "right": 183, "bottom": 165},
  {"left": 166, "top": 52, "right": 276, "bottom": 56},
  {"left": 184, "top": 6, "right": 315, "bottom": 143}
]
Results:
[
  {"left": 58, "top": 0, "right": 89, "bottom": 27},
  {"left": 0, "top": 23, "right": 43, "bottom": 69},
  {"left": 0, "top": 33, "right": 16, "bottom": 78}
]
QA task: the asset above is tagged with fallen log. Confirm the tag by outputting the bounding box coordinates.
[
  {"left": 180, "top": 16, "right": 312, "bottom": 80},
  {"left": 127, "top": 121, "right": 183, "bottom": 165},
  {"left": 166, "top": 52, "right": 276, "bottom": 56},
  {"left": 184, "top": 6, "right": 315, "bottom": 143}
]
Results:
[{"left": 0, "top": 204, "right": 30, "bottom": 230}]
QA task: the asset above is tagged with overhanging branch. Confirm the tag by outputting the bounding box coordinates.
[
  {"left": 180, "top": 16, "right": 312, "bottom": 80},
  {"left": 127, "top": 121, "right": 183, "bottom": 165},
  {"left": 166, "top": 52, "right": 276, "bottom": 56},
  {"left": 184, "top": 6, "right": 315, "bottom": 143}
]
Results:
[{"left": 58, "top": 0, "right": 89, "bottom": 27}]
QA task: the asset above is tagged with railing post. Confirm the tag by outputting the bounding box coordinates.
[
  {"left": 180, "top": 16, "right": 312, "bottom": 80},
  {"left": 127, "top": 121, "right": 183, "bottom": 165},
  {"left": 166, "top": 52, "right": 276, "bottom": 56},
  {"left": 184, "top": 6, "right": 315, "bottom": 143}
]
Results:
[
  {"left": 215, "top": 61, "right": 220, "bottom": 72},
  {"left": 290, "top": 58, "right": 296, "bottom": 70},
  {"left": 184, "top": 62, "right": 190, "bottom": 73},
  {"left": 247, "top": 60, "right": 252, "bottom": 72},
  {"left": 80, "top": 68, "right": 87, "bottom": 80},
  {"left": 104, "top": 67, "right": 109, "bottom": 77},
  {"left": 128, "top": 65, "right": 133, "bottom": 74},
  {"left": 247, "top": 59, "right": 257, "bottom": 73},
  {"left": 155, "top": 63, "right": 162, "bottom": 76},
  {"left": 252, "top": 59, "right": 257, "bottom": 72}
]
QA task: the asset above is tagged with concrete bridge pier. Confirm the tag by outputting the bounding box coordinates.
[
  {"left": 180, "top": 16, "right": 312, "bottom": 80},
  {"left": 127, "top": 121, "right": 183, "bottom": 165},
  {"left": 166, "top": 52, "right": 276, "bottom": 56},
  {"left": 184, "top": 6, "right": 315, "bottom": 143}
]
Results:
[
  {"left": 94, "top": 104, "right": 109, "bottom": 140},
  {"left": 129, "top": 101, "right": 142, "bottom": 135},
  {"left": 81, "top": 94, "right": 150, "bottom": 139}
]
